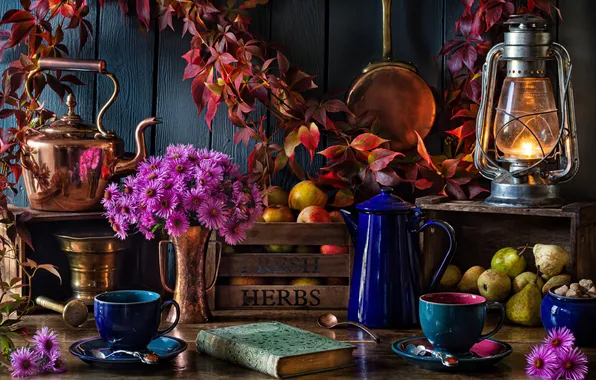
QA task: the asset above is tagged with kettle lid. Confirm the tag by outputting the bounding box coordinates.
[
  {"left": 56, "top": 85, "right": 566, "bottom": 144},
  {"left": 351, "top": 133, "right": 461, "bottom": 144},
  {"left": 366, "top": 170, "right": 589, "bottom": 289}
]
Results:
[
  {"left": 356, "top": 187, "right": 414, "bottom": 213},
  {"left": 42, "top": 94, "right": 108, "bottom": 135}
]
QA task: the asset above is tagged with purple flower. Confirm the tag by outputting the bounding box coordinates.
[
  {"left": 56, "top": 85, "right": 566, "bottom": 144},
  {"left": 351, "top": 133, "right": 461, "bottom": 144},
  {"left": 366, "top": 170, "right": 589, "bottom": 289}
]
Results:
[
  {"left": 525, "top": 344, "right": 558, "bottom": 379},
  {"left": 139, "top": 179, "right": 163, "bottom": 208},
  {"left": 155, "top": 191, "right": 178, "bottom": 219},
  {"left": 183, "top": 188, "right": 204, "bottom": 212},
  {"left": 166, "top": 144, "right": 194, "bottom": 160},
  {"left": 38, "top": 347, "right": 66, "bottom": 374},
  {"left": 198, "top": 199, "right": 226, "bottom": 230},
  {"left": 9, "top": 347, "right": 38, "bottom": 377},
  {"left": 555, "top": 347, "right": 588, "bottom": 380},
  {"left": 32, "top": 327, "right": 59, "bottom": 357},
  {"left": 137, "top": 224, "right": 155, "bottom": 240},
  {"left": 116, "top": 196, "right": 138, "bottom": 224},
  {"left": 166, "top": 211, "right": 190, "bottom": 237},
  {"left": 138, "top": 156, "right": 163, "bottom": 176},
  {"left": 221, "top": 220, "right": 247, "bottom": 245},
  {"left": 101, "top": 183, "right": 120, "bottom": 208},
  {"left": 544, "top": 326, "right": 576, "bottom": 353},
  {"left": 112, "top": 219, "right": 129, "bottom": 240},
  {"left": 122, "top": 175, "right": 137, "bottom": 195}
]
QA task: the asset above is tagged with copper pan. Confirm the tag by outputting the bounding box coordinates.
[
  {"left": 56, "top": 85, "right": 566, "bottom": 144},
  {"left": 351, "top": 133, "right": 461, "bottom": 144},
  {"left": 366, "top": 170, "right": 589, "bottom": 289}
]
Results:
[{"left": 347, "top": 0, "right": 436, "bottom": 151}]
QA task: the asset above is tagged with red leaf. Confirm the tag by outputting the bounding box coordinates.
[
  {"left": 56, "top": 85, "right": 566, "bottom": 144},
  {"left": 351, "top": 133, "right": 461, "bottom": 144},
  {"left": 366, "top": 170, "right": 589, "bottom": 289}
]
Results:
[
  {"left": 318, "top": 145, "right": 346, "bottom": 161},
  {"left": 446, "top": 46, "right": 464, "bottom": 74},
  {"left": 1, "top": 10, "right": 34, "bottom": 24},
  {"left": 350, "top": 133, "right": 388, "bottom": 151},
  {"left": 368, "top": 148, "right": 402, "bottom": 172},
  {"left": 205, "top": 96, "right": 219, "bottom": 130},
  {"left": 317, "top": 171, "right": 350, "bottom": 189},
  {"left": 416, "top": 131, "right": 438, "bottom": 171},
  {"left": 461, "top": 44, "right": 478, "bottom": 72},
  {"left": 465, "top": 74, "right": 482, "bottom": 103},
  {"left": 61, "top": 74, "right": 85, "bottom": 86},
  {"left": 439, "top": 39, "right": 466, "bottom": 56},
  {"left": 445, "top": 180, "right": 467, "bottom": 200},
  {"left": 298, "top": 123, "right": 320, "bottom": 162},
  {"left": 158, "top": 5, "right": 175, "bottom": 31},
  {"left": 415, "top": 178, "right": 434, "bottom": 190},
  {"left": 9, "top": 21, "right": 35, "bottom": 47},
  {"left": 462, "top": 0, "right": 474, "bottom": 11},
  {"left": 329, "top": 188, "right": 354, "bottom": 208},
  {"left": 322, "top": 99, "right": 351, "bottom": 114},
  {"left": 446, "top": 120, "right": 476, "bottom": 140},
  {"left": 274, "top": 151, "right": 288, "bottom": 174},
  {"left": 284, "top": 130, "right": 301, "bottom": 161},
  {"left": 468, "top": 183, "right": 489, "bottom": 199},
  {"left": 288, "top": 159, "right": 305, "bottom": 180},
  {"left": 451, "top": 107, "right": 477, "bottom": 120},
  {"left": 234, "top": 127, "right": 252, "bottom": 147},
  {"left": 191, "top": 70, "right": 210, "bottom": 115},
  {"left": 374, "top": 168, "right": 401, "bottom": 187},
  {"left": 277, "top": 51, "right": 289, "bottom": 75},
  {"left": 136, "top": 0, "right": 150, "bottom": 30},
  {"left": 441, "top": 158, "right": 461, "bottom": 178}
]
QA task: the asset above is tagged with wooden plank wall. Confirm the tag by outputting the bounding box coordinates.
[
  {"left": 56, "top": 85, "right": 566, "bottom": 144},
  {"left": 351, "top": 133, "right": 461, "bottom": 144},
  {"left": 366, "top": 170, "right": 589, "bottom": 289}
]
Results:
[{"left": 1, "top": 0, "right": 595, "bottom": 206}]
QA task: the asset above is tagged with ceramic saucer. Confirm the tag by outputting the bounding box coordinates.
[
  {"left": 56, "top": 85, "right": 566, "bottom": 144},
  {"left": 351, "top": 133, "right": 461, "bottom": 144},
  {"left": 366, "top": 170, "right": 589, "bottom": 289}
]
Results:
[
  {"left": 392, "top": 336, "right": 512, "bottom": 372},
  {"left": 70, "top": 336, "right": 187, "bottom": 368}
]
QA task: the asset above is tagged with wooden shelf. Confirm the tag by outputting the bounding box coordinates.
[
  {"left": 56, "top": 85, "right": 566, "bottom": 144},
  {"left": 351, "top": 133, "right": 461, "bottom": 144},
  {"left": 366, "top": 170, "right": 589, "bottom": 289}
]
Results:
[{"left": 8, "top": 206, "right": 104, "bottom": 222}]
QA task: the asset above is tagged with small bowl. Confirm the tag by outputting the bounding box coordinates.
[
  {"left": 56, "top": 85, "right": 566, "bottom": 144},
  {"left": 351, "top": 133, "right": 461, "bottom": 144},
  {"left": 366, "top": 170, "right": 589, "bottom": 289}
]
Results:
[{"left": 541, "top": 285, "right": 596, "bottom": 346}]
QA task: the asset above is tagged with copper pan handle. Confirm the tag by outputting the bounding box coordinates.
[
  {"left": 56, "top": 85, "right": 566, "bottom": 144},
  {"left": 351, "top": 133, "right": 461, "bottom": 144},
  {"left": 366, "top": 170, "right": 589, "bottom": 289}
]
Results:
[
  {"left": 382, "top": 0, "right": 392, "bottom": 60},
  {"left": 158, "top": 240, "right": 175, "bottom": 294},
  {"left": 206, "top": 241, "right": 223, "bottom": 292},
  {"left": 25, "top": 58, "right": 119, "bottom": 138}
]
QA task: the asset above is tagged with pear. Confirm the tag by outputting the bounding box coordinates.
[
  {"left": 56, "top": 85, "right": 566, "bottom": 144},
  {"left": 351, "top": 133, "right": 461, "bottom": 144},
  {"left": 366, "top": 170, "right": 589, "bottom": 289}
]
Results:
[
  {"left": 542, "top": 274, "right": 572, "bottom": 295},
  {"left": 513, "top": 272, "right": 545, "bottom": 294},
  {"left": 439, "top": 265, "right": 462, "bottom": 290},
  {"left": 491, "top": 247, "right": 527, "bottom": 279},
  {"left": 477, "top": 269, "right": 511, "bottom": 302},
  {"left": 533, "top": 244, "right": 569, "bottom": 278},
  {"left": 506, "top": 276, "right": 542, "bottom": 326},
  {"left": 457, "top": 266, "right": 486, "bottom": 294}
]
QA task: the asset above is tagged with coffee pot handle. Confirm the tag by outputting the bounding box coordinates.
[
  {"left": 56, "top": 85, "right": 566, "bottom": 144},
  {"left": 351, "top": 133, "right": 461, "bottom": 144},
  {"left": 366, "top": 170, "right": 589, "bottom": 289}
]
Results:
[
  {"left": 25, "top": 57, "right": 119, "bottom": 138},
  {"left": 416, "top": 219, "right": 457, "bottom": 293},
  {"left": 158, "top": 240, "right": 222, "bottom": 293}
]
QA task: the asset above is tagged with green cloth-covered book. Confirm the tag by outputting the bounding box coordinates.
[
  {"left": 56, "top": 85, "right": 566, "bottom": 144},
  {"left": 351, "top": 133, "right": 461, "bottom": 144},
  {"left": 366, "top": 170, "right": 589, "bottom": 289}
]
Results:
[{"left": 196, "top": 322, "right": 355, "bottom": 378}]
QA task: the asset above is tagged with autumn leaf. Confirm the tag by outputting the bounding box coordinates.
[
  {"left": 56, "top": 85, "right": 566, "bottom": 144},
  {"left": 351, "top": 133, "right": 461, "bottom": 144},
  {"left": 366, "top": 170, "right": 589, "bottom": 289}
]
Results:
[
  {"left": 368, "top": 148, "right": 402, "bottom": 172},
  {"left": 318, "top": 145, "right": 347, "bottom": 162},
  {"left": 298, "top": 122, "right": 320, "bottom": 162},
  {"left": 441, "top": 158, "right": 461, "bottom": 178},
  {"left": 415, "top": 178, "right": 434, "bottom": 190},
  {"left": 233, "top": 127, "right": 252, "bottom": 147},
  {"left": 274, "top": 151, "right": 288, "bottom": 174},
  {"left": 37, "top": 264, "right": 62, "bottom": 284},
  {"left": 373, "top": 168, "right": 401, "bottom": 187},
  {"left": 446, "top": 120, "right": 476, "bottom": 140},
  {"left": 284, "top": 130, "right": 301, "bottom": 162},
  {"left": 416, "top": 131, "right": 439, "bottom": 172},
  {"left": 329, "top": 188, "right": 354, "bottom": 207},
  {"left": 350, "top": 133, "right": 388, "bottom": 151},
  {"left": 136, "top": 0, "right": 150, "bottom": 31}
]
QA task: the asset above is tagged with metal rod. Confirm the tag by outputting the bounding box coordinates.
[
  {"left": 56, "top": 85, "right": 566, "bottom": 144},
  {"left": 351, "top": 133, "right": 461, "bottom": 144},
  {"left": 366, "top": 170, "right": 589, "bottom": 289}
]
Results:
[{"left": 36, "top": 296, "right": 88, "bottom": 327}]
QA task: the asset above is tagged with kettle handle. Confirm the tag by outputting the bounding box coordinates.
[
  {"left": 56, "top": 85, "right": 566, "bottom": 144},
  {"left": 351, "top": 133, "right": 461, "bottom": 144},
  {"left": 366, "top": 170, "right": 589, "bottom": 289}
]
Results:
[
  {"left": 25, "top": 58, "right": 119, "bottom": 138},
  {"left": 416, "top": 219, "right": 457, "bottom": 293}
]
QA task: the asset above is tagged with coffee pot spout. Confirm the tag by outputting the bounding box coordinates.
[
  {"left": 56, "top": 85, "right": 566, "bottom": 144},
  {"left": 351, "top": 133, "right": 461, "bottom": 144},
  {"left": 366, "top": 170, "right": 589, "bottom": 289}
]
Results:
[
  {"left": 340, "top": 209, "right": 358, "bottom": 244},
  {"left": 112, "top": 117, "right": 162, "bottom": 176}
]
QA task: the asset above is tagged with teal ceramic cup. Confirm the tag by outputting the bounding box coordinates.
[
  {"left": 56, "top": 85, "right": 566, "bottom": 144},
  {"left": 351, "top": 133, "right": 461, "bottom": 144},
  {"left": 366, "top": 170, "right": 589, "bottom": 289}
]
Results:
[
  {"left": 94, "top": 290, "right": 180, "bottom": 350},
  {"left": 419, "top": 292, "right": 505, "bottom": 356}
]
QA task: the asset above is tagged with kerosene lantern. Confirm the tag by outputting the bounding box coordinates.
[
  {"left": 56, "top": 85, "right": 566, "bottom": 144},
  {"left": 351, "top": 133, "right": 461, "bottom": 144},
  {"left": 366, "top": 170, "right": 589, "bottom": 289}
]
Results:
[{"left": 474, "top": 14, "right": 579, "bottom": 207}]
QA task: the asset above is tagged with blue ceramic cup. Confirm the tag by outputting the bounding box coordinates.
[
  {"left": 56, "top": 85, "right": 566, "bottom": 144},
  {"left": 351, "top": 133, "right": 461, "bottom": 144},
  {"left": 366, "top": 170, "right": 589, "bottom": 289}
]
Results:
[
  {"left": 94, "top": 290, "right": 180, "bottom": 350},
  {"left": 419, "top": 292, "right": 505, "bottom": 356}
]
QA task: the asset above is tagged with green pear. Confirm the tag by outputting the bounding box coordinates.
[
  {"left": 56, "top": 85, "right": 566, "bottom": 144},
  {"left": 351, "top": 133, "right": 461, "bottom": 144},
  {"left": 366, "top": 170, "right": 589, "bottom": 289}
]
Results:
[
  {"left": 506, "top": 277, "right": 542, "bottom": 326},
  {"left": 457, "top": 266, "right": 485, "bottom": 294},
  {"left": 439, "top": 265, "right": 462, "bottom": 290},
  {"left": 542, "top": 274, "right": 572, "bottom": 295},
  {"left": 491, "top": 247, "right": 527, "bottom": 279},
  {"left": 477, "top": 269, "right": 511, "bottom": 302},
  {"left": 534, "top": 244, "right": 569, "bottom": 278},
  {"left": 265, "top": 245, "right": 295, "bottom": 253},
  {"left": 513, "top": 272, "right": 545, "bottom": 294}
]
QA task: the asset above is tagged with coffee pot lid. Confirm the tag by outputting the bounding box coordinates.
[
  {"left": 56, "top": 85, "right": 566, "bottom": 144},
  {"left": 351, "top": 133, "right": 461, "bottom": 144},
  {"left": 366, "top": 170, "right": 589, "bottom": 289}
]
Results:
[
  {"left": 356, "top": 187, "right": 414, "bottom": 213},
  {"left": 42, "top": 94, "right": 108, "bottom": 135}
]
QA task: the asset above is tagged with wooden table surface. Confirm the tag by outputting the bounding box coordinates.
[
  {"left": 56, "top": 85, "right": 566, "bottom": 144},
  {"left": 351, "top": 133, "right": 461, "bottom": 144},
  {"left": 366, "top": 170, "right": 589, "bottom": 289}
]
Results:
[{"left": 6, "top": 310, "right": 596, "bottom": 379}]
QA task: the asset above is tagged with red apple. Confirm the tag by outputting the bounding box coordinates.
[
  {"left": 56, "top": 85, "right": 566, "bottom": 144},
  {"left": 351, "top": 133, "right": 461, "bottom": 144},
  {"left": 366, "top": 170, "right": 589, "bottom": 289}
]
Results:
[
  {"left": 262, "top": 205, "right": 294, "bottom": 223},
  {"left": 288, "top": 181, "right": 328, "bottom": 211},
  {"left": 320, "top": 245, "right": 349, "bottom": 255},
  {"left": 297, "top": 206, "right": 331, "bottom": 223},
  {"left": 329, "top": 210, "right": 344, "bottom": 223}
]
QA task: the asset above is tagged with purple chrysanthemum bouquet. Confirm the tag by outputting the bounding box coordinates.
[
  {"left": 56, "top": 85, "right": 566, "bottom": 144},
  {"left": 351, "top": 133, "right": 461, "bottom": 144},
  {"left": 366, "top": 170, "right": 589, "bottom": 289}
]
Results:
[
  {"left": 7, "top": 327, "right": 66, "bottom": 377},
  {"left": 526, "top": 327, "right": 588, "bottom": 380},
  {"left": 102, "top": 144, "right": 263, "bottom": 245}
]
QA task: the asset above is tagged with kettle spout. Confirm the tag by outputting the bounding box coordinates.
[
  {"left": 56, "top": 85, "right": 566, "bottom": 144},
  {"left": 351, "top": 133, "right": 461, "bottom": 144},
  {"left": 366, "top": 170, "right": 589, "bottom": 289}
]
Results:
[
  {"left": 340, "top": 209, "right": 358, "bottom": 245},
  {"left": 113, "top": 117, "right": 162, "bottom": 176}
]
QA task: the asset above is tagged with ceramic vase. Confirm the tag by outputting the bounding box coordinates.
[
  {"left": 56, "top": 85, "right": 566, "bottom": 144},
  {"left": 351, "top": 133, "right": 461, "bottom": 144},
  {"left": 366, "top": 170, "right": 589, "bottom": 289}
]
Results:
[{"left": 159, "top": 226, "right": 220, "bottom": 324}]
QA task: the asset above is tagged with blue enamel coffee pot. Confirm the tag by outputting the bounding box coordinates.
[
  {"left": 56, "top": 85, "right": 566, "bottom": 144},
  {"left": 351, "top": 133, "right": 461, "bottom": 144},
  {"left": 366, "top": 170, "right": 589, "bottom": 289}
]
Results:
[{"left": 341, "top": 188, "right": 457, "bottom": 328}]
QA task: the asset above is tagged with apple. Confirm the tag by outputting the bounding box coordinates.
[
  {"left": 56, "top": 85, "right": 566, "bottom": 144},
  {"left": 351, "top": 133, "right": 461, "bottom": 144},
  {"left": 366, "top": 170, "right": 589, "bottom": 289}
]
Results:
[
  {"left": 291, "top": 277, "right": 322, "bottom": 286},
  {"left": 265, "top": 244, "right": 295, "bottom": 253},
  {"left": 222, "top": 244, "right": 236, "bottom": 254},
  {"left": 288, "top": 181, "right": 328, "bottom": 211},
  {"left": 266, "top": 187, "right": 289, "bottom": 206},
  {"left": 329, "top": 210, "right": 344, "bottom": 223},
  {"left": 297, "top": 206, "right": 331, "bottom": 223},
  {"left": 320, "top": 245, "right": 348, "bottom": 255},
  {"left": 229, "top": 277, "right": 266, "bottom": 285},
  {"left": 262, "top": 205, "right": 294, "bottom": 223}
]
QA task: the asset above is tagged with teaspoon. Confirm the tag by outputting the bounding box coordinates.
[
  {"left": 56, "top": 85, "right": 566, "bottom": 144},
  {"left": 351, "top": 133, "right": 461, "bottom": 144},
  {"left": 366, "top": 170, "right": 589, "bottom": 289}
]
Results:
[
  {"left": 89, "top": 349, "right": 159, "bottom": 364},
  {"left": 406, "top": 344, "right": 459, "bottom": 367},
  {"left": 317, "top": 313, "right": 380, "bottom": 342}
]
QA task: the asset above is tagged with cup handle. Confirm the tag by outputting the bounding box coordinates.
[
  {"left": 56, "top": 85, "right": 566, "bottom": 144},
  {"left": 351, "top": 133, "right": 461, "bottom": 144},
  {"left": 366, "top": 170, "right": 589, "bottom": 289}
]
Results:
[
  {"left": 155, "top": 300, "right": 180, "bottom": 338},
  {"left": 477, "top": 302, "right": 505, "bottom": 342}
]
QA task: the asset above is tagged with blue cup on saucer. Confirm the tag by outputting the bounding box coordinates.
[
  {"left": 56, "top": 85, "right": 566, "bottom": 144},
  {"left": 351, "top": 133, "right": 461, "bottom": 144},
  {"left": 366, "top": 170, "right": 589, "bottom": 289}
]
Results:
[
  {"left": 94, "top": 290, "right": 180, "bottom": 350},
  {"left": 419, "top": 292, "right": 505, "bottom": 356}
]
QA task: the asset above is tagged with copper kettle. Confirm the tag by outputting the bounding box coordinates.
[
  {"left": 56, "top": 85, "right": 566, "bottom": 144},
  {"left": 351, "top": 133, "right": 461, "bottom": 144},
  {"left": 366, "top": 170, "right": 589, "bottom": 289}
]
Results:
[{"left": 22, "top": 58, "right": 161, "bottom": 212}]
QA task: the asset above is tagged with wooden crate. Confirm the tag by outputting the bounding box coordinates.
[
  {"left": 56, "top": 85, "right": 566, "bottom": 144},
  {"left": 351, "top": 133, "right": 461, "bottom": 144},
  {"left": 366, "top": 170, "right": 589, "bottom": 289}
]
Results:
[
  {"left": 209, "top": 222, "right": 353, "bottom": 310},
  {"left": 415, "top": 195, "right": 596, "bottom": 284}
]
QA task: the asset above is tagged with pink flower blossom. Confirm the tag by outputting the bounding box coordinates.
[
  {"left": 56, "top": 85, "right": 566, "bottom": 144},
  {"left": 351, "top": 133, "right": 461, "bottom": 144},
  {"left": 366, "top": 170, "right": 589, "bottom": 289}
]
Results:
[
  {"left": 166, "top": 210, "right": 190, "bottom": 237},
  {"left": 9, "top": 347, "right": 38, "bottom": 377},
  {"left": 198, "top": 198, "right": 226, "bottom": 230},
  {"left": 525, "top": 344, "right": 558, "bottom": 379},
  {"left": 544, "top": 326, "right": 575, "bottom": 354},
  {"left": 555, "top": 347, "right": 588, "bottom": 380}
]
